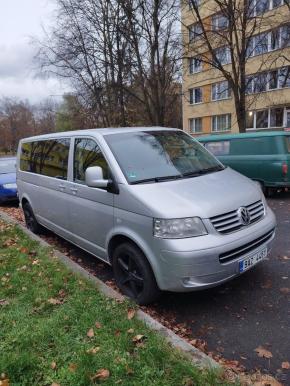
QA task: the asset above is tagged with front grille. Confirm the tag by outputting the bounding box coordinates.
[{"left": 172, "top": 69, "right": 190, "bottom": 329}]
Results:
[
  {"left": 210, "top": 200, "right": 265, "bottom": 234},
  {"left": 219, "top": 228, "right": 275, "bottom": 264}
]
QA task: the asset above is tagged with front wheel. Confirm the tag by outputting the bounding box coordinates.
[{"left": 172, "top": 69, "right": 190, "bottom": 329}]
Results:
[
  {"left": 112, "top": 242, "right": 161, "bottom": 305},
  {"left": 23, "top": 202, "right": 42, "bottom": 234}
]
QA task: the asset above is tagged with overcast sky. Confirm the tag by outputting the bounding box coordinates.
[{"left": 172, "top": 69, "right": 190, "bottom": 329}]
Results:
[{"left": 0, "top": 0, "right": 68, "bottom": 103}]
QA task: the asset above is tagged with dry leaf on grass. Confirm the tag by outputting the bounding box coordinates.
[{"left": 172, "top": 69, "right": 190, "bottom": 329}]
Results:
[
  {"left": 48, "top": 298, "right": 62, "bottom": 305},
  {"left": 69, "top": 363, "right": 77, "bottom": 372},
  {"left": 20, "top": 247, "right": 29, "bottom": 254},
  {"left": 87, "top": 328, "right": 94, "bottom": 338},
  {"left": 0, "top": 299, "right": 9, "bottom": 307},
  {"left": 281, "top": 361, "right": 290, "bottom": 369},
  {"left": 127, "top": 309, "right": 135, "bottom": 320},
  {"left": 90, "top": 369, "right": 110, "bottom": 381},
  {"left": 127, "top": 328, "right": 134, "bottom": 334},
  {"left": 95, "top": 321, "right": 102, "bottom": 329},
  {"left": 86, "top": 347, "right": 100, "bottom": 354},
  {"left": 254, "top": 346, "right": 273, "bottom": 359},
  {"left": 50, "top": 361, "right": 57, "bottom": 370},
  {"left": 51, "top": 383, "right": 60, "bottom": 386}
]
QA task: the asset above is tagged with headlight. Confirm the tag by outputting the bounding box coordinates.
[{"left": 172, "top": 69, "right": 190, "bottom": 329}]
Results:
[
  {"left": 153, "top": 217, "right": 207, "bottom": 239},
  {"left": 3, "top": 183, "right": 17, "bottom": 189}
]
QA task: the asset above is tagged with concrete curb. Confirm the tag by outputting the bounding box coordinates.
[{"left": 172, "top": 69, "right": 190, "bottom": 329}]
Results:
[{"left": 0, "top": 210, "right": 221, "bottom": 371}]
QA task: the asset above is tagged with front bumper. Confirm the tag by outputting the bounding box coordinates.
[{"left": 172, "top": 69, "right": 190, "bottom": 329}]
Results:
[{"left": 153, "top": 208, "right": 276, "bottom": 292}]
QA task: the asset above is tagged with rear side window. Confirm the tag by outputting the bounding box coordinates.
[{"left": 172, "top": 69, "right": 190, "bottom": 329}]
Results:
[
  {"left": 73, "top": 138, "right": 109, "bottom": 183},
  {"left": 286, "top": 136, "right": 290, "bottom": 153},
  {"left": 20, "top": 139, "right": 70, "bottom": 179},
  {"left": 230, "top": 137, "right": 277, "bottom": 155},
  {"left": 204, "top": 141, "right": 230, "bottom": 156}
]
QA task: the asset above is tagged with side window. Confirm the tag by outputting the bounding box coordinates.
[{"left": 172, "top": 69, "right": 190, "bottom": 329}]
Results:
[
  {"left": 230, "top": 138, "right": 276, "bottom": 155},
  {"left": 74, "top": 138, "right": 109, "bottom": 183},
  {"left": 205, "top": 141, "right": 230, "bottom": 156},
  {"left": 20, "top": 139, "right": 70, "bottom": 179}
]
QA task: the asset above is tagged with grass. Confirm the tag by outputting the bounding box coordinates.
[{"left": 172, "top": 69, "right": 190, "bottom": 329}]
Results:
[{"left": 0, "top": 220, "right": 229, "bottom": 386}]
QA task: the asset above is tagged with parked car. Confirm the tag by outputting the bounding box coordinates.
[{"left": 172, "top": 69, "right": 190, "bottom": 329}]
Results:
[
  {"left": 17, "top": 128, "right": 276, "bottom": 304},
  {"left": 198, "top": 131, "right": 290, "bottom": 196},
  {"left": 0, "top": 157, "right": 18, "bottom": 203}
]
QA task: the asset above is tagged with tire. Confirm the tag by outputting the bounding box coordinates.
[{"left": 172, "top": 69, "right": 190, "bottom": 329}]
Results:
[
  {"left": 23, "top": 202, "right": 42, "bottom": 234},
  {"left": 112, "top": 242, "right": 161, "bottom": 305}
]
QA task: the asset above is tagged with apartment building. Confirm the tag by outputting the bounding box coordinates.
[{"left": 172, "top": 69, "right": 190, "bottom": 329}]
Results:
[{"left": 182, "top": 0, "right": 290, "bottom": 135}]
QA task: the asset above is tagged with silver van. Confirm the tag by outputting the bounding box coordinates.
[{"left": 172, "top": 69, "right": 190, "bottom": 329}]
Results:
[{"left": 17, "top": 128, "right": 276, "bottom": 304}]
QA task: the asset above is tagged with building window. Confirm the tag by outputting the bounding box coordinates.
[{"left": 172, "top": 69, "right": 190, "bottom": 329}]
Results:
[
  {"left": 188, "top": 0, "right": 200, "bottom": 9},
  {"left": 253, "top": 73, "right": 268, "bottom": 93},
  {"left": 212, "top": 114, "right": 231, "bottom": 132},
  {"left": 189, "top": 117, "right": 203, "bottom": 133},
  {"left": 246, "top": 111, "right": 254, "bottom": 129},
  {"left": 255, "top": 0, "right": 270, "bottom": 15},
  {"left": 189, "top": 22, "right": 202, "bottom": 42},
  {"left": 212, "top": 14, "right": 228, "bottom": 31},
  {"left": 189, "top": 57, "right": 202, "bottom": 74},
  {"left": 211, "top": 81, "right": 231, "bottom": 100},
  {"left": 270, "top": 108, "right": 284, "bottom": 127},
  {"left": 214, "top": 47, "right": 231, "bottom": 65},
  {"left": 269, "top": 70, "right": 279, "bottom": 89},
  {"left": 281, "top": 24, "right": 290, "bottom": 47},
  {"left": 256, "top": 109, "right": 269, "bottom": 128},
  {"left": 279, "top": 66, "right": 290, "bottom": 88},
  {"left": 189, "top": 87, "right": 203, "bottom": 104},
  {"left": 249, "top": 0, "right": 283, "bottom": 17}
]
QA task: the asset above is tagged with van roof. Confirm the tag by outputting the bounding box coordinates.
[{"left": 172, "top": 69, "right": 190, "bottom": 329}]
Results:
[
  {"left": 20, "top": 126, "right": 180, "bottom": 142},
  {"left": 198, "top": 130, "right": 290, "bottom": 142}
]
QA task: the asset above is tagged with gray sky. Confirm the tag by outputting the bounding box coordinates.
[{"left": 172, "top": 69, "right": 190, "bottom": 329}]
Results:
[{"left": 0, "top": 0, "right": 68, "bottom": 103}]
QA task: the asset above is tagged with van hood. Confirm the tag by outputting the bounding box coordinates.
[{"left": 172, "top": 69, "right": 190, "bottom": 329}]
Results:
[{"left": 121, "top": 167, "right": 262, "bottom": 219}]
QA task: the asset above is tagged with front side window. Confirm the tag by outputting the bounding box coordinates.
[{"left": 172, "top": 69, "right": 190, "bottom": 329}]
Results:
[
  {"left": 212, "top": 81, "right": 231, "bottom": 100},
  {"left": 205, "top": 141, "right": 230, "bottom": 156},
  {"left": 212, "top": 114, "right": 231, "bottom": 132},
  {"left": 20, "top": 139, "right": 70, "bottom": 179},
  {"left": 104, "top": 131, "right": 223, "bottom": 184},
  {"left": 189, "top": 87, "right": 203, "bottom": 104},
  {"left": 74, "top": 138, "right": 109, "bottom": 184},
  {"left": 189, "top": 117, "right": 203, "bottom": 133}
]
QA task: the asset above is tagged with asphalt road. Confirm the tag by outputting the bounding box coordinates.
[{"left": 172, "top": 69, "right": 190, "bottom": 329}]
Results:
[{"left": 1, "top": 192, "right": 289, "bottom": 383}]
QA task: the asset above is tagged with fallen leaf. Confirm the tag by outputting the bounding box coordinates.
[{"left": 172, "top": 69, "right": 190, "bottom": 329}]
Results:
[
  {"left": 50, "top": 361, "right": 57, "bottom": 370},
  {"left": 20, "top": 247, "right": 29, "bottom": 254},
  {"left": 127, "top": 328, "right": 134, "bottom": 334},
  {"left": 127, "top": 309, "right": 135, "bottom": 320},
  {"left": 51, "top": 383, "right": 60, "bottom": 386},
  {"left": 48, "top": 298, "right": 62, "bottom": 305},
  {"left": 69, "top": 363, "right": 77, "bottom": 372},
  {"left": 95, "top": 321, "right": 102, "bottom": 329},
  {"left": 280, "top": 287, "right": 290, "bottom": 294},
  {"left": 282, "top": 361, "right": 290, "bottom": 369},
  {"left": 87, "top": 328, "right": 94, "bottom": 338},
  {"left": 86, "top": 347, "right": 100, "bottom": 354},
  {"left": 0, "top": 299, "right": 9, "bottom": 307},
  {"left": 90, "top": 369, "right": 110, "bottom": 381},
  {"left": 254, "top": 346, "right": 273, "bottom": 359},
  {"left": 132, "top": 334, "right": 146, "bottom": 345}
]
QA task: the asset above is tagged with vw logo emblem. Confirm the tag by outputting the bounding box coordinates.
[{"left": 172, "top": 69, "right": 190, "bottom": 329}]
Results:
[{"left": 237, "top": 207, "right": 251, "bottom": 225}]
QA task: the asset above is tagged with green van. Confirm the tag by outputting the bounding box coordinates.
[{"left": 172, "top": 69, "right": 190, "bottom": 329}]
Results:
[{"left": 198, "top": 131, "right": 290, "bottom": 195}]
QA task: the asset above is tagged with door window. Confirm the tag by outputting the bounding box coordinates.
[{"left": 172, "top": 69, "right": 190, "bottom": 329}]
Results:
[{"left": 74, "top": 138, "right": 109, "bottom": 184}]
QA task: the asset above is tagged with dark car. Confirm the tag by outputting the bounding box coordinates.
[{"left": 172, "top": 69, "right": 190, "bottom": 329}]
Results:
[{"left": 0, "top": 157, "right": 18, "bottom": 203}]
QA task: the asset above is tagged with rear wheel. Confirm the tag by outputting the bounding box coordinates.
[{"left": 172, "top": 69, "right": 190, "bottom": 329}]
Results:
[
  {"left": 23, "top": 202, "right": 42, "bottom": 234},
  {"left": 112, "top": 242, "right": 161, "bottom": 305}
]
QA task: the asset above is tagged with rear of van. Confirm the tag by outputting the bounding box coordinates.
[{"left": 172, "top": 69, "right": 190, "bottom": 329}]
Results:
[{"left": 199, "top": 132, "right": 290, "bottom": 194}]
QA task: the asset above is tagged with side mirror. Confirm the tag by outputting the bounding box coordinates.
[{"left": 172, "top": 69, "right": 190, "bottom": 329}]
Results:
[{"left": 85, "top": 166, "right": 109, "bottom": 189}]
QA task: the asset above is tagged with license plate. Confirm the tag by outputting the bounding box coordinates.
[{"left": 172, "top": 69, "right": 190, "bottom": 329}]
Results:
[{"left": 239, "top": 247, "right": 267, "bottom": 273}]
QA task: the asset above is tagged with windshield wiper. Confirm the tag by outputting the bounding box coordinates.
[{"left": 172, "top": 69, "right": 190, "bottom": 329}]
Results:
[
  {"left": 182, "top": 165, "right": 225, "bottom": 178},
  {"left": 131, "top": 174, "right": 182, "bottom": 185}
]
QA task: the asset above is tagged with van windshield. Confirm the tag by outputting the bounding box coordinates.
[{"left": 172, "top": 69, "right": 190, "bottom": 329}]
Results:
[{"left": 104, "top": 130, "right": 224, "bottom": 184}]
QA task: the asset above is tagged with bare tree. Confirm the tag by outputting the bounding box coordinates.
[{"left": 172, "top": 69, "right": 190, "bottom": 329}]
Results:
[
  {"left": 182, "top": 0, "right": 290, "bottom": 132},
  {"left": 35, "top": 0, "right": 182, "bottom": 128}
]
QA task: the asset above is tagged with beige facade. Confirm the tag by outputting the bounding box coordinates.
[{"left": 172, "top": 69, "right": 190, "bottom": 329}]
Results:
[{"left": 182, "top": 1, "right": 290, "bottom": 135}]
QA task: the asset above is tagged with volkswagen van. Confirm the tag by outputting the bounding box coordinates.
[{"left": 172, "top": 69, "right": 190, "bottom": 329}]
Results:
[{"left": 17, "top": 128, "right": 276, "bottom": 304}]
